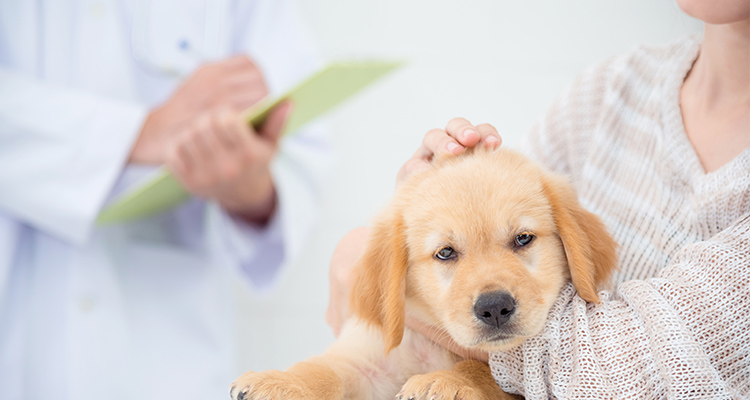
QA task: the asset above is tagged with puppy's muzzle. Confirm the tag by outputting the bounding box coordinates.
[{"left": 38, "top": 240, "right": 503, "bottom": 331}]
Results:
[{"left": 473, "top": 291, "right": 516, "bottom": 329}]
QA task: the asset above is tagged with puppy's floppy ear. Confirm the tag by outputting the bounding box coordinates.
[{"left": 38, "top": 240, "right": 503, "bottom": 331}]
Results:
[
  {"left": 349, "top": 208, "right": 409, "bottom": 354},
  {"left": 542, "top": 174, "right": 618, "bottom": 303}
]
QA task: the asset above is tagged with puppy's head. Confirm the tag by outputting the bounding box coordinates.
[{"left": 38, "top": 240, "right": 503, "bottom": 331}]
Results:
[{"left": 350, "top": 148, "right": 617, "bottom": 354}]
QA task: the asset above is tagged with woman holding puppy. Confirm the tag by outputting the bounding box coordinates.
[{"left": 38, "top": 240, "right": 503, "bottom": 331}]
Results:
[{"left": 328, "top": 0, "right": 750, "bottom": 397}]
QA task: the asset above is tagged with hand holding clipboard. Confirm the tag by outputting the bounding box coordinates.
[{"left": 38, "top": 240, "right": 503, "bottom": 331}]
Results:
[{"left": 97, "top": 61, "right": 401, "bottom": 225}]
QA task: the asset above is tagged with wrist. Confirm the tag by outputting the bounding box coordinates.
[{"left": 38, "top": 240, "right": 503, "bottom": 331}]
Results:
[
  {"left": 129, "top": 105, "right": 170, "bottom": 164},
  {"left": 220, "top": 172, "right": 277, "bottom": 226}
]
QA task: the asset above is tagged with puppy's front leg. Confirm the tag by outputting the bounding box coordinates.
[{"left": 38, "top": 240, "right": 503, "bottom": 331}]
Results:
[
  {"left": 398, "top": 360, "right": 522, "bottom": 400},
  {"left": 230, "top": 356, "right": 344, "bottom": 400},
  {"left": 231, "top": 318, "right": 457, "bottom": 400}
]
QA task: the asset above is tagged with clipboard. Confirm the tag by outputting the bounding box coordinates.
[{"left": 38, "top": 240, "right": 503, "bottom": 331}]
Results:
[{"left": 96, "top": 61, "right": 401, "bottom": 225}]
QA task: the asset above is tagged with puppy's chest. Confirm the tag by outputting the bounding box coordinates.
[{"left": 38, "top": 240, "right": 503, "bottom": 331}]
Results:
[
  {"left": 380, "top": 328, "right": 460, "bottom": 380},
  {"left": 337, "top": 320, "right": 461, "bottom": 399}
]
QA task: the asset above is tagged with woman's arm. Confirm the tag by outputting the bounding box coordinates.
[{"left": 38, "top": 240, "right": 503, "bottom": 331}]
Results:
[
  {"left": 327, "top": 210, "right": 750, "bottom": 398},
  {"left": 491, "top": 213, "right": 750, "bottom": 399}
]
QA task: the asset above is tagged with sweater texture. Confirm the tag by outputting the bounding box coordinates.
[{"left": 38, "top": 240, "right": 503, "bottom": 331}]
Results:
[{"left": 489, "top": 36, "right": 750, "bottom": 399}]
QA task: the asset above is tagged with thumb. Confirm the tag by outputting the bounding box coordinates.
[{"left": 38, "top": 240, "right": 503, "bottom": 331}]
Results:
[
  {"left": 259, "top": 101, "right": 293, "bottom": 146},
  {"left": 396, "top": 158, "right": 431, "bottom": 187}
]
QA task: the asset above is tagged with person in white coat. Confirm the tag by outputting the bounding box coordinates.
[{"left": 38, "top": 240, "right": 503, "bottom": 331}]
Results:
[{"left": 0, "top": 1, "right": 330, "bottom": 399}]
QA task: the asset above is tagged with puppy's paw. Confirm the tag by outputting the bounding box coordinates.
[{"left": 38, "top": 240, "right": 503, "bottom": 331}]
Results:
[
  {"left": 230, "top": 370, "right": 314, "bottom": 400},
  {"left": 230, "top": 362, "right": 343, "bottom": 400},
  {"left": 397, "top": 370, "right": 481, "bottom": 400}
]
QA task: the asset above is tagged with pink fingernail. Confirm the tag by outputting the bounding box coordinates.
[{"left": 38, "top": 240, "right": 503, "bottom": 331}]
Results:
[
  {"left": 446, "top": 142, "right": 461, "bottom": 153},
  {"left": 486, "top": 136, "right": 499, "bottom": 145},
  {"left": 462, "top": 129, "right": 478, "bottom": 141}
]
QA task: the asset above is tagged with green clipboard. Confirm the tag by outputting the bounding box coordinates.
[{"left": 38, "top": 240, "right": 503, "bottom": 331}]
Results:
[{"left": 97, "top": 61, "right": 401, "bottom": 225}]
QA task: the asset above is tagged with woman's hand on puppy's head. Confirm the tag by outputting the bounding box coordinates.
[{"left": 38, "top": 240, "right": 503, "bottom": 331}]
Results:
[{"left": 397, "top": 118, "right": 503, "bottom": 186}]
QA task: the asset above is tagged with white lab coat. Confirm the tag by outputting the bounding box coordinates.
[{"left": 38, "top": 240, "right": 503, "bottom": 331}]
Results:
[{"left": 0, "top": 1, "right": 330, "bottom": 399}]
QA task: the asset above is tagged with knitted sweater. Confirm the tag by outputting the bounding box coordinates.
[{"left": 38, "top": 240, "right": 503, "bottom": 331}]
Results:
[{"left": 489, "top": 36, "right": 750, "bottom": 399}]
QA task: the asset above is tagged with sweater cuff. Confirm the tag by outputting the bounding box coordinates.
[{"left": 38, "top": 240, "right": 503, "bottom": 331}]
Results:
[{"left": 208, "top": 201, "right": 286, "bottom": 291}]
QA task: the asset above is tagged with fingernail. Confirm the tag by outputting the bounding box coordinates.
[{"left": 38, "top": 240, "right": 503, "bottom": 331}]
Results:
[
  {"left": 486, "top": 136, "right": 499, "bottom": 146},
  {"left": 446, "top": 142, "right": 461, "bottom": 154},
  {"left": 462, "top": 129, "right": 478, "bottom": 141}
]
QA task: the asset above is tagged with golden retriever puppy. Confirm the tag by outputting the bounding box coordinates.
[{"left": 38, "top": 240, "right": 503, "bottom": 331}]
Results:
[{"left": 231, "top": 147, "right": 617, "bottom": 400}]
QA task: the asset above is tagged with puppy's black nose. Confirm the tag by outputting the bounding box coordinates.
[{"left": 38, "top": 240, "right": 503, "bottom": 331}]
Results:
[{"left": 474, "top": 291, "right": 516, "bottom": 328}]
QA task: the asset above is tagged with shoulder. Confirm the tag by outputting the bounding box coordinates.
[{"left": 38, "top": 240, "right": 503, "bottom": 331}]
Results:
[{"left": 574, "top": 36, "right": 701, "bottom": 103}]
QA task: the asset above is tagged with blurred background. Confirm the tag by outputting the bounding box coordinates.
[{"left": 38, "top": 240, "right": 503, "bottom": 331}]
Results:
[{"left": 233, "top": 0, "right": 701, "bottom": 374}]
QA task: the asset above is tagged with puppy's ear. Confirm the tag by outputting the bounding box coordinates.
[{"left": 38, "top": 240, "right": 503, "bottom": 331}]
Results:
[
  {"left": 349, "top": 209, "right": 409, "bottom": 354},
  {"left": 543, "top": 174, "right": 617, "bottom": 303}
]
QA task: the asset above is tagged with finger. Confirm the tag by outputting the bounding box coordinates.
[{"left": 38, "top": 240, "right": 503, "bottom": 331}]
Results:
[
  {"left": 207, "top": 111, "right": 253, "bottom": 186},
  {"left": 169, "top": 135, "right": 203, "bottom": 191},
  {"left": 204, "top": 90, "right": 266, "bottom": 112},
  {"left": 325, "top": 309, "right": 342, "bottom": 337},
  {"left": 223, "top": 71, "right": 266, "bottom": 97},
  {"left": 220, "top": 55, "right": 257, "bottom": 70},
  {"left": 228, "top": 90, "right": 268, "bottom": 110},
  {"left": 194, "top": 114, "right": 223, "bottom": 163},
  {"left": 224, "top": 70, "right": 265, "bottom": 88},
  {"left": 212, "top": 108, "right": 247, "bottom": 151},
  {"left": 444, "top": 117, "right": 480, "bottom": 147},
  {"left": 221, "top": 56, "right": 266, "bottom": 82},
  {"left": 476, "top": 123, "right": 503, "bottom": 149},
  {"left": 211, "top": 74, "right": 268, "bottom": 111},
  {"left": 181, "top": 118, "right": 220, "bottom": 189},
  {"left": 421, "top": 128, "right": 464, "bottom": 158},
  {"left": 183, "top": 134, "right": 209, "bottom": 180},
  {"left": 217, "top": 109, "right": 261, "bottom": 180},
  {"left": 396, "top": 157, "right": 431, "bottom": 186},
  {"left": 167, "top": 138, "right": 192, "bottom": 178},
  {"left": 215, "top": 110, "right": 258, "bottom": 177},
  {"left": 179, "top": 129, "right": 206, "bottom": 167},
  {"left": 258, "top": 101, "right": 293, "bottom": 146}
]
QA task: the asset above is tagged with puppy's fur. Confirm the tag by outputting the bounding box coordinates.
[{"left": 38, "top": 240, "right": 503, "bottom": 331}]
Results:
[{"left": 231, "top": 148, "right": 617, "bottom": 400}]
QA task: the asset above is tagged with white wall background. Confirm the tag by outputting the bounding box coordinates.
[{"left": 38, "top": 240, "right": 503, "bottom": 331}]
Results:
[{"left": 234, "top": 0, "right": 702, "bottom": 374}]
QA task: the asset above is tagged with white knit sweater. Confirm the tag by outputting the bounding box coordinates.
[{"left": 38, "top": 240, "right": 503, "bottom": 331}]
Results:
[{"left": 490, "top": 36, "right": 750, "bottom": 399}]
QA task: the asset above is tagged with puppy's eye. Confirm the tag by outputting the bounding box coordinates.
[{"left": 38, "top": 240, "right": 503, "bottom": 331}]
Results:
[
  {"left": 435, "top": 246, "right": 457, "bottom": 261},
  {"left": 514, "top": 233, "right": 534, "bottom": 247}
]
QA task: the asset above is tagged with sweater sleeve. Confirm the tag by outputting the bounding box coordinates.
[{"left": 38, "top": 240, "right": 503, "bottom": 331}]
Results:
[{"left": 489, "top": 213, "right": 750, "bottom": 399}]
